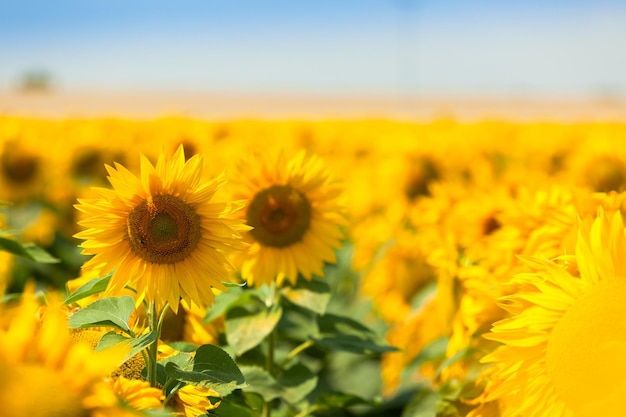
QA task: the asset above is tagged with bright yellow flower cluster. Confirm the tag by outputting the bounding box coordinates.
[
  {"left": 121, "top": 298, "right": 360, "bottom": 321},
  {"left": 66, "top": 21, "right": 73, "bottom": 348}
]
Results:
[
  {"left": 0, "top": 286, "right": 134, "bottom": 417},
  {"left": 3, "top": 116, "right": 626, "bottom": 416}
]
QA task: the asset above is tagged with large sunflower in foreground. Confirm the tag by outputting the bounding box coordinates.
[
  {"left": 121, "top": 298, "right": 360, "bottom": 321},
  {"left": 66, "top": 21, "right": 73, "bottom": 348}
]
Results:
[
  {"left": 74, "top": 145, "right": 249, "bottom": 312},
  {"left": 0, "top": 287, "right": 143, "bottom": 417},
  {"left": 232, "top": 150, "right": 346, "bottom": 287},
  {"left": 479, "top": 207, "right": 626, "bottom": 417}
]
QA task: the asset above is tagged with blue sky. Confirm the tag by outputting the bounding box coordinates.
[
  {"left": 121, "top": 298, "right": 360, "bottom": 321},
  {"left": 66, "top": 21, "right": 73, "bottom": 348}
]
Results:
[{"left": 2, "top": 0, "right": 626, "bottom": 96}]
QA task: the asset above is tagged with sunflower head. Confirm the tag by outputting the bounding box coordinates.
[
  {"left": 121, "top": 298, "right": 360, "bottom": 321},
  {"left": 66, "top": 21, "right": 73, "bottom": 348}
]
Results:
[
  {"left": 232, "top": 150, "right": 347, "bottom": 287},
  {"left": 126, "top": 193, "right": 202, "bottom": 264},
  {"left": 247, "top": 184, "right": 312, "bottom": 248},
  {"left": 1, "top": 139, "right": 40, "bottom": 186},
  {"left": 585, "top": 155, "right": 626, "bottom": 192},
  {"left": 74, "top": 145, "right": 250, "bottom": 313},
  {"left": 0, "top": 285, "right": 129, "bottom": 417},
  {"left": 403, "top": 155, "right": 440, "bottom": 200},
  {"left": 481, "top": 207, "right": 626, "bottom": 417},
  {"left": 0, "top": 137, "right": 47, "bottom": 203}
]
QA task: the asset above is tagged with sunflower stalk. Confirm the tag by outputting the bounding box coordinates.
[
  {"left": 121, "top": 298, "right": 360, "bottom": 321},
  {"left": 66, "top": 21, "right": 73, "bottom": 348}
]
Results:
[
  {"left": 146, "top": 301, "right": 170, "bottom": 388},
  {"left": 262, "top": 329, "right": 276, "bottom": 417},
  {"left": 263, "top": 282, "right": 279, "bottom": 417}
]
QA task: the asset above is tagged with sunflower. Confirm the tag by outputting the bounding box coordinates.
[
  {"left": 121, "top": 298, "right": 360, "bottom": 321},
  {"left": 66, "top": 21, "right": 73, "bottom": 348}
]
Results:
[
  {"left": 480, "top": 207, "right": 626, "bottom": 417},
  {"left": 231, "top": 150, "right": 346, "bottom": 287},
  {"left": 0, "top": 132, "right": 49, "bottom": 203},
  {"left": 0, "top": 286, "right": 143, "bottom": 417},
  {"left": 109, "top": 377, "right": 164, "bottom": 411},
  {"left": 74, "top": 145, "right": 249, "bottom": 312},
  {"left": 172, "top": 384, "right": 221, "bottom": 417},
  {"left": 159, "top": 299, "right": 223, "bottom": 346}
]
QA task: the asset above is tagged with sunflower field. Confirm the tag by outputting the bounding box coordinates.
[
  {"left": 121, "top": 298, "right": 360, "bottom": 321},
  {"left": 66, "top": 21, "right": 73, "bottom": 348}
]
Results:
[{"left": 1, "top": 115, "right": 625, "bottom": 417}]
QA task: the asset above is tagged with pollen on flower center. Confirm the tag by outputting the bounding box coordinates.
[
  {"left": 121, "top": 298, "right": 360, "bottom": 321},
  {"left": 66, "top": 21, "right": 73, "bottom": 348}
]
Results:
[
  {"left": 127, "top": 193, "right": 201, "bottom": 264},
  {"left": 247, "top": 184, "right": 311, "bottom": 247}
]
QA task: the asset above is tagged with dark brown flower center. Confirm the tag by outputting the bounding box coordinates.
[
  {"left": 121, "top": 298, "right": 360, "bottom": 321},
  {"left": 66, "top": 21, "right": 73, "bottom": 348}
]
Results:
[
  {"left": 1, "top": 142, "right": 39, "bottom": 185},
  {"left": 247, "top": 184, "right": 311, "bottom": 247},
  {"left": 127, "top": 194, "right": 201, "bottom": 264},
  {"left": 586, "top": 156, "right": 626, "bottom": 192},
  {"left": 404, "top": 156, "right": 440, "bottom": 200}
]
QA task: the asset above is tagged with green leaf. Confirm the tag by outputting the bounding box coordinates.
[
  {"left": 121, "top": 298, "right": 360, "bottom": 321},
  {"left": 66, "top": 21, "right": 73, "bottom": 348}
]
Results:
[
  {"left": 167, "top": 341, "right": 198, "bottom": 353},
  {"left": 312, "top": 334, "right": 396, "bottom": 355},
  {"left": 155, "top": 351, "right": 193, "bottom": 388},
  {"left": 311, "top": 314, "right": 397, "bottom": 355},
  {"left": 277, "top": 302, "right": 319, "bottom": 342},
  {"left": 96, "top": 330, "right": 157, "bottom": 362},
  {"left": 239, "top": 366, "right": 283, "bottom": 401},
  {"left": 315, "top": 392, "right": 374, "bottom": 410},
  {"left": 64, "top": 273, "right": 112, "bottom": 305},
  {"left": 68, "top": 296, "right": 135, "bottom": 334},
  {"left": 0, "top": 237, "right": 59, "bottom": 263},
  {"left": 95, "top": 331, "right": 127, "bottom": 350},
  {"left": 401, "top": 386, "right": 441, "bottom": 417},
  {"left": 436, "top": 400, "right": 462, "bottom": 417},
  {"left": 282, "top": 276, "right": 331, "bottom": 314},
  {"left": 277, "top": 363, "right": 317, "bottom": 404},
  {"left": 225, "top": 304, "right": 283, "bottom": 356},
  {"left": 322, "top": 351, "right": 384, "bottom": 401},
  {"left": 239, "top": 363, "right": 317, "bottom": 404},
  {"left": 223, "top": 282, "right": 247, "bottom": 288},
  {"left": 139, "top": 409, "right": 178, "bottom": 417},
  {"left": 204, "top": 285, "right": 251, "bottom": 324},
  {"left": 402, "top": 337, "right": 449, "bottom": 387},
  {"left": 165, "top": 344, "right": 246, "bottom": 396},
  {"left": 211, "top": 391, "right": 263, "bottom": 417}
]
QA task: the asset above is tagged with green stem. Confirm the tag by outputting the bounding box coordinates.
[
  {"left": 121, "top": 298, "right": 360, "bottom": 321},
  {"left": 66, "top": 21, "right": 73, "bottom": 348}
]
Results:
[
  {"left": 280, "top": 340, "right": 314, "bottom": 367},
  {"left": 147, "top": 302, "right": 159, "bottom": 388},
  {"left": 293, "top": 404, "right": 321, "bottom": 417},
  {"left": 266, "top": 329, "right": 275, "bottom": 375},
  {"left": 263, "top": 282, "right": 278, "bottom": 417},
  {"left": 262, "top": 326, "right": 276, "bottom": 417},
  {"left": 157, "top": 303, "right": 170, "bottom": 339}
]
